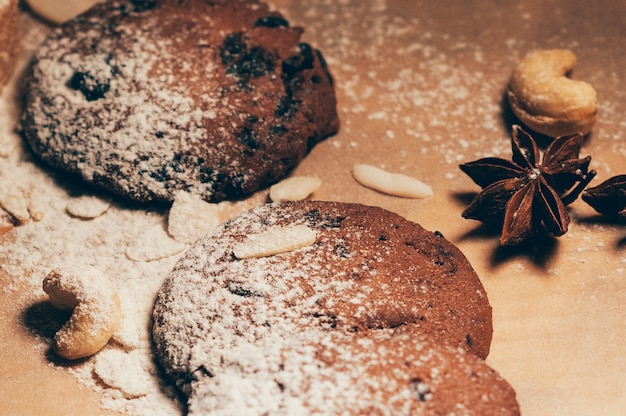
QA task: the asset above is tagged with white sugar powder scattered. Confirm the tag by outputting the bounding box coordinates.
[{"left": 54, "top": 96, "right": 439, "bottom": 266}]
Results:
[
  {"left": 4, "top": 0, "right": 621, "bottom": 414},
  {"left": 1, "top": 4, "right": 511, "bottom": 413}
]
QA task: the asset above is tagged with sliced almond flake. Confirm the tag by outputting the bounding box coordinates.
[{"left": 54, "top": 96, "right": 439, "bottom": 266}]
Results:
[
  {"left": 110, "top": 292, "right": 141, "bottom": 351},
  {"left": 25, "top": 0, "right": 102, "bottom": 25},
  {"left": 233, "top": 225, "right": 317, "bottom": 259},
  {"left": 94, "top": 349, "right": 150, "bottom": 399},
  {"left": 0, "top": 187, "right": 30, "bottom": 223},
  {"left": 168, "top": 191, "right": 221, "bottom": 244},
  {"left": 125, "top": 226, "right": 186, "bottom": 262},
  {"left": 269, "top": 176, "right": 322, "bottom": 202},
  {"left": 66, "top": 195, "right": 111, "bottom": 219},
  {"left": 352, "top": 164, "right": 433, "bottom": 199}
]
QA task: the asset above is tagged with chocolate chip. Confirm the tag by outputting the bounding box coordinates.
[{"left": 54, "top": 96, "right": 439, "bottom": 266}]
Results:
[
  {"left": 245, "top": 114, "right": 259, "bottom": 124},
  {"left": 238, "top": 126, "right": 260, "bottom": 152},
  {"left": 130, "top": 0, "right": 157, "bottom": 12},
  {"left": 282, "top": 43, "right": 315, "bottom": 78},
  {"left": 220, "top": 33, "right": 245, "bottom": 64},
  {"left": 224, "top": 174, "right": 248, "bottom": 197},
  {"left": 219, "top": 33, "right": 275, "bottom": 79},
  {"left": 334, "top": 244, "right": 351, "bottom": 258},
  {"left": 238, "top": 46, "right": 275, "bottom": 78},
  {"left": 315, "top": 49, "right": 334, "bottom": 86},
  {"left": 228, "top": 286, "right": 255, "bottom": 297},
  {"left": 275, "top": 95, "right": 299, "bottom": 119},
  {"left": 269, "top": 125, "right": 288, "bottom": 139},
  {"left": 69, "top": 71, "right": 110, "bottom": 101},
  {"left": 410, "top": 378, "right": 432, "bottom": 402}
]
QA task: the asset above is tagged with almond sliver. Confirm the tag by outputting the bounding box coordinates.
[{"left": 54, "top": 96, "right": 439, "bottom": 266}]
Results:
[
  {"left": 233, "top": 225, "right": 317, "bottom": 259},
  {"left": 352, "top": 164, "right": 433, "bottom": 199},
  {"left": 269, "top": 176, "right": 322, "bottom": 202}
]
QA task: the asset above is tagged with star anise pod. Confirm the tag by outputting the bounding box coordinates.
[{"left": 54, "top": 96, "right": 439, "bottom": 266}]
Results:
[
  {"left": 582, "top": 175, "right": 626, "bottom": 219},
  {"left": 460, "top": 125, "right": 596, "bottom": 245}
]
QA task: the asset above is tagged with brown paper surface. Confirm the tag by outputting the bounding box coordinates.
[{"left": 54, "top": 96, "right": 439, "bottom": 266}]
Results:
[{"left": 2, "top": 1, "right": 625, "bottom": 414}]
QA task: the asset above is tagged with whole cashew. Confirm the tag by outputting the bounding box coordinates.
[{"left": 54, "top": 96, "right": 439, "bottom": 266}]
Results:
[
  {"left": 42, "top": 266, "right": 122, "bottom": 360},
  {"left": 507, "top": 49, "right": 598, "bottom": 138}
]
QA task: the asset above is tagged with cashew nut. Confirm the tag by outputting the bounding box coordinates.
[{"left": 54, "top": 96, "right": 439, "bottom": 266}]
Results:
[
  {"left": 42, "top": 266, "right": 122, "bottom": 360},
  {"left": 507, "top": 49, "right": 598, "bottom": 138}
]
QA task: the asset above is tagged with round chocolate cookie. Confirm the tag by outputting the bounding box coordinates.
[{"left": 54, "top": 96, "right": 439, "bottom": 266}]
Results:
[
  {"left": 188, "top": 332, "right": 519, "bottom": 415},
  {"left": 153, "top": 201, "right": 510, "bottom": 413},
  {"left": 20, "top": 0, "right": 339, "bottom": 203}
]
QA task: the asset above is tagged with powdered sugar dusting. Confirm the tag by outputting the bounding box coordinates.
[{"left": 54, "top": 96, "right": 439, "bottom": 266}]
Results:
[{"left": 5, "top": 0, "right": 625, "bottom": 414}]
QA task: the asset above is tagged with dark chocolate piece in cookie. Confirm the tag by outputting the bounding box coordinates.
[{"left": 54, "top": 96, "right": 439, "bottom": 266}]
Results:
[
  {"left": 153, "top": 201, "right": 512, "bottom": 413},
  {"left": 20, "top": 0, "right": 339, "bottom": 203}
]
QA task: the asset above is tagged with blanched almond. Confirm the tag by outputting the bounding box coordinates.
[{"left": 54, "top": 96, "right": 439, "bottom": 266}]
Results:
[
  {"left": 233, "top": 225, "right": 317, "bottom": 259},
  {"left": 269, "top": 176, "right": 322, "bottom": 202},
  {"left": 352, "top": 164, "right": 433, "bottom": 198}
]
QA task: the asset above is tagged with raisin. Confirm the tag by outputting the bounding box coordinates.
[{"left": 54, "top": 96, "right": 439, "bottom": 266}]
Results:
[{"left": 253, "top": 15, "right": 290, "bottom": 28}]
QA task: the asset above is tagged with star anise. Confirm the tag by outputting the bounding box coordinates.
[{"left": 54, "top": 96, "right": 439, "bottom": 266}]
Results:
[
  {"left": 582, "top": 175, "right": 626, "bottom": 220},
  {"left": 460, "top": 125, "right": 596, "bottom": 245}
]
